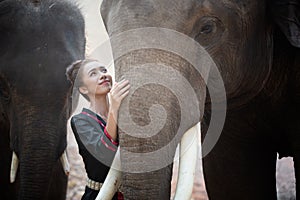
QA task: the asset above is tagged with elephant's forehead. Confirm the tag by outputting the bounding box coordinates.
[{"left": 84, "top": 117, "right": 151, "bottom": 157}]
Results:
[
  {"left": 104, "top": 0, "right": 264, "bottom": 36},
  {"left": 106, "top": 0, "right": 264, "bottom": 19},
  {"left": 0, "top": 0, "right": 85, "bottom": 93}
]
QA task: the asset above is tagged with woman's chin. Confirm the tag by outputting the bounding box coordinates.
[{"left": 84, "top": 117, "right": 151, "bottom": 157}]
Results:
[{"left": 95, "top": 88, "right": 111, "bottom": 95}]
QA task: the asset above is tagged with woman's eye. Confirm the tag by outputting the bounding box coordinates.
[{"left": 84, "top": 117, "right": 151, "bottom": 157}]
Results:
[
  {"left": 101, "top": 69, "right": 107, "bottom": 73},
  {"left": 90, "top": 72, "right": 97, "bottom": 76}
]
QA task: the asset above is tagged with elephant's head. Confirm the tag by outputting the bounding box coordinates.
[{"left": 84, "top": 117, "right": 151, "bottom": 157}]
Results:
[
  {"left": 99, "top": 0, "right": 300, "bottom": 199},
  {"left": 0, "top": 0, "right": 85, "bottom": 199}
]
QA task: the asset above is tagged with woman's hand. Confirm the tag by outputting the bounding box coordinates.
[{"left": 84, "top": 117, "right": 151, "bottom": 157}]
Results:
[{"left": 109, "top": 79, "right": 130, "bottom": 113}]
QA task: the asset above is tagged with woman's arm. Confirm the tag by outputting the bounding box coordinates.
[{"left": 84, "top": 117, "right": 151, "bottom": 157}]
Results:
[
  {"left": 71, "top": 116, "right": 117, "bottom": 164},
  {"left": 105, "top": 80, "right": 130, "bottom": 141}
]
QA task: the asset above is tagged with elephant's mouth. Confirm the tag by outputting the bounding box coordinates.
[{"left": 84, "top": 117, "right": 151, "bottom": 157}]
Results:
[{"left": 10, "top": 150, "right": 70, "bottom": 183}]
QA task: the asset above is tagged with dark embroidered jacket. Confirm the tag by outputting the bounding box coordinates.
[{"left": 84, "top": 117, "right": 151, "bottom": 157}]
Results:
[{"left": 71, "top": 108, "right": 118, "bottom": 183}]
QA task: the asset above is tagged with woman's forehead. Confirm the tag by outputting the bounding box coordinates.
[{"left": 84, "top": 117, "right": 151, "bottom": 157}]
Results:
[{"left": 83, "top": 61, "right": 106, "bottom": 71}]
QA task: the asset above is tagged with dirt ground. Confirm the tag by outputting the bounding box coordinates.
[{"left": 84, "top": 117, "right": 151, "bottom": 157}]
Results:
[{"left": 66, "top": 129, "right": 296, "bottom": 200}]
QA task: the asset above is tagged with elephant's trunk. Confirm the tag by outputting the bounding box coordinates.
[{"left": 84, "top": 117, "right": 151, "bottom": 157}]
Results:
[
  {"left": 111, "top": 47, "right": 205, "bottom": 199},
  {"left": 10, "top": 150, "right": 69, "bottom": 184},
  {"left": 123, "top": 166, "right": 173, "bottom": 199},
  {"left": 117, "top": 86, "right": 178, "bottom": 199},
  {"left": 118, "top": 87, "right": 180, "bottom": 199},
  {"left": 10, "top": 102, "right": 68, "bottom": 200},
  {"left": 119, "top": 136, "right": 175, "bottom": 199},
  {"left": 17, "top": 128, "right": 67, "bottom": 200},
  {"left": 19, "top": 152, "right": 54, "bottom": 200}
]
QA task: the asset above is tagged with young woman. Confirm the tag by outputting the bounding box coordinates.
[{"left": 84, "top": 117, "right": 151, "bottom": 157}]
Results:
[{"left": 66, "top": 59, "right": 130, "bottom": 200}]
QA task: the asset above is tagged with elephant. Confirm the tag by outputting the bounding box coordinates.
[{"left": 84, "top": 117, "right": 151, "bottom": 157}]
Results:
[
  {"left": 98, "top": 0, "right": 300, "bottom": 199},
  {"left": 0, "top": 0, "right": 85, "bottom": 199}
]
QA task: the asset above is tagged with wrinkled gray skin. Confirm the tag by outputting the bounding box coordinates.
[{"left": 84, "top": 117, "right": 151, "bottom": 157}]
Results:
[
  {"left": 101, "top": 0, "right": 300, "bottom": 199},
  {"left": 0, "top": 0, "right": 85, "bottom": 199}
]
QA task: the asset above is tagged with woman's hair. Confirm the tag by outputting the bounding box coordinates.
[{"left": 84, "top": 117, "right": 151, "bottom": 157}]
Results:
[
  {"left": 66, "top": 58, "right": 97, "bottom": 101},
  {"left": 66, "top": 59, "right": 84, "bottom": 87}
]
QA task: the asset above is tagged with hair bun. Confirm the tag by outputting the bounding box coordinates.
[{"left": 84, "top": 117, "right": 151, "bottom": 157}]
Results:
[{"left": 66, "top": 59, "right": 83, "bottom": 84}]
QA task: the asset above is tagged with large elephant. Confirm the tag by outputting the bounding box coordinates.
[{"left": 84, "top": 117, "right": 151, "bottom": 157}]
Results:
[
  {"left": 99, "top": 0, "right": 300, "bottom": 199},
  {"left": 0, "top": 0, "right": 85, "bottom": 199}
]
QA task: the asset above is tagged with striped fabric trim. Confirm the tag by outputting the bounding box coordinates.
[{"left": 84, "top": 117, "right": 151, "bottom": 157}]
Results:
[
  {"left": 81, "top": 111, "right": 105, "bottom": 127},
  {"left": 100, "top": 136, "right": 117, "bottom": 152},
  {"left": 118, "top": 192, "right": 124, "bottom": 200},
  {"left": 82, "top": 111, "right": 118, "bottom": 145},
  {"left": 104, "top": 127, "right": 119, "bottom": 146}
]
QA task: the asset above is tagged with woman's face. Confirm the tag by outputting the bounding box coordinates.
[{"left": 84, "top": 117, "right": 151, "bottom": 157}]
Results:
[{"left": 79, "top": 61, "right": 112, "bottom": 98}]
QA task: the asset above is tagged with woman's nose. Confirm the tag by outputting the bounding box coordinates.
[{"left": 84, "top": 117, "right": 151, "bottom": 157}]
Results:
[{"left": 100, "top": 74, "right": 107, "bottom": 80}]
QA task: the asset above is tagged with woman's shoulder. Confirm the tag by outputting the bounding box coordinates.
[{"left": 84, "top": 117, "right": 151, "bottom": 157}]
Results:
[
  {"left": 71, "top": 108, "right": 96, "bottom": 124},
  {"left": 70, "top": 109, "right": 103, "bottom": 136}
]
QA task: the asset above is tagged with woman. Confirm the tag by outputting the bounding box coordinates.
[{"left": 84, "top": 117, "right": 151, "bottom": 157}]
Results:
[{"left": 66, "top": 59, "right": 130, "bottom": 200}]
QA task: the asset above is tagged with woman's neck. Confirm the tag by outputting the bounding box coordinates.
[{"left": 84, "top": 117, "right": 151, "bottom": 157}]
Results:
[{"left": 89, "top": 95, "right": 109, "bottom": 118}]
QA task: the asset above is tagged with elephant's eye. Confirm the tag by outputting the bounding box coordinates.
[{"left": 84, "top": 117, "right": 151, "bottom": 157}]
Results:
[
  {"left": 200, "top": 24, "right": 214, "bottom": 34},
  {"left": 194, "top": 16, "right": 225, "bottom": 47}
]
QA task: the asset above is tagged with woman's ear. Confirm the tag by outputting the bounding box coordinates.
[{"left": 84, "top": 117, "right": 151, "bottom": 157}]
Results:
[
  {"left": 270, "top": 0, "right": 300, "bottom": 48},
  {"left": 79, "top": 86, "right": 88, "bottom": 95}
]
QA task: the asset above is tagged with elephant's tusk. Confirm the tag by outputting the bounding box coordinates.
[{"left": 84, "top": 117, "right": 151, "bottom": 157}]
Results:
[
  {"left": 96, "top": 148, "right": 122, "bottom": 200},
  {"left": 173, "top": 123, "right": 200, "bottom": 200},
  {"left": 10, "top": 151, "right": 19, "bottom": 183},
  {"left": 60, "top": 150, "right": 70, "bottom": 176}
]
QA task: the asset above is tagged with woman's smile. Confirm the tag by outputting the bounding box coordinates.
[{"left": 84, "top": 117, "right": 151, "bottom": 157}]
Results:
[{"left": 98, "top": 79, "right": 110, "bottom": 86}]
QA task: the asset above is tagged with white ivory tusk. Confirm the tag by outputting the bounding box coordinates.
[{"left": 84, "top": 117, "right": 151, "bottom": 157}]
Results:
[
  {"left": 96, "top": 148, "right": 122, "bottom": 200},
  {"left": 173, "top": 123, "right": 200, "bottom": 200},
  {"left": 10, "top": 151, "right": 19, "bottom": 183},
  {"left": 60, "top": 150, "right": 70, "bottom": 176}
]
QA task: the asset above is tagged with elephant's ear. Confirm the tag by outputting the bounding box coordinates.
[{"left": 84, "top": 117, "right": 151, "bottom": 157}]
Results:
[{"left": 271, "top": 0, "right": 300, "bottom": 48}]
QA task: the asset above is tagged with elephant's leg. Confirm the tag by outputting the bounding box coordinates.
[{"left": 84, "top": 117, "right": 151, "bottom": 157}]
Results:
[{"left": 202, "top": 112, "right": 277, "bottom": 200}]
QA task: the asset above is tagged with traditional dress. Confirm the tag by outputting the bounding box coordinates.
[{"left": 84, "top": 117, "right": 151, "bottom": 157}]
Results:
[{"left": 71, "top": 108, "right": 123, "bottom": 200}]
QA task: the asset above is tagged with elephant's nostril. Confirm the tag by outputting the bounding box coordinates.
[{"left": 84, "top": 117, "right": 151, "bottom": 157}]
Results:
[{"left": 31, "top": 0, "right": 40, "bottom": 6}]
